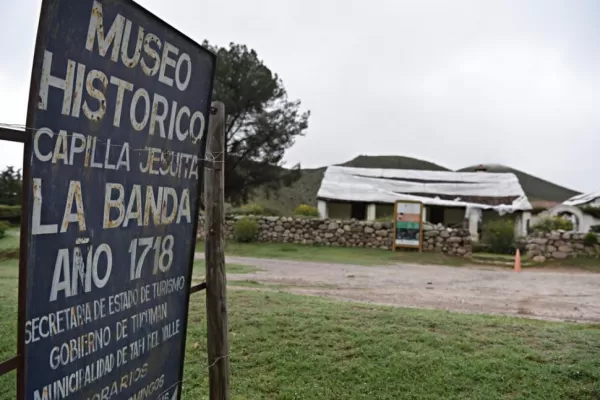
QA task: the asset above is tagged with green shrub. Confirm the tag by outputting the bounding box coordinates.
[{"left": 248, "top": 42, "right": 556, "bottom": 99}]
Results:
[
  {"left": 293, "top": 204, "right": 319, "bottom": 218},
  {"left": 584, "top": 232, "right": 598, "bottom": 247},
  {"left": 0, "top": 205, "right": 20, "bottom": 224},
  {"left": 233, "top": 218, "right": 259, "bottom": 243},
  {"left": 482, "top": 219, "right": 515, "bottom": 254},
  {"left": 589, "top": 225, "right": 600, "bottom": 234},
  {"left": 472, "top": 242, "right": 491, "bottom": 253},
  {"left": 531, "top": 216, "right": 573, "bottom": 233},
  {"left": 260, "top": 207, "right": 281, "bottom": 216},
  {"left": 240, "top": 203, "right": 265, "bottom": 215},
  {"left": 0, "top": 221, "right": 9, "bottom": 239}
]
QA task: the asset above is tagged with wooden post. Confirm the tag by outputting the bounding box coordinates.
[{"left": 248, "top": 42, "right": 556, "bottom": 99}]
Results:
[{"left": 204, "top": 101, "right": 230, "bottom": 400}]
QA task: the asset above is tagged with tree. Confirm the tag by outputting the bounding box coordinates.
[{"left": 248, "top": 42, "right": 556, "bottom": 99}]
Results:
[
  {"left": 0, "top": 166, "right": 22, "bottom": 206},
  {"left": 202, "top": 41, "right": 310, "bottom": 205}
]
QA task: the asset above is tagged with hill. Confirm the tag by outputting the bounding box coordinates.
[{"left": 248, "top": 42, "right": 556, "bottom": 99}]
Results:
[
  {"left": 250, "top": 156, "right": 581, "bottom": 214},
  {"left": 340, "top": 155, "right": 449, "bottom": 171},
  {"left": 457, "top": 164, "right": 580, "bottom": 203}
]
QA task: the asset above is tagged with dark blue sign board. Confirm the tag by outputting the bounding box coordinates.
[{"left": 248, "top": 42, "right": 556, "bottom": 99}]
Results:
[{"left": 20, "top": 0, "right": 215, "bottom": 398}]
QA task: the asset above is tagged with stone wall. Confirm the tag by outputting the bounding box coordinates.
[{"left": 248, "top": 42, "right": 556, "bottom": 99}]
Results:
[
  {"left": 522, "top": 231, "right": 600, "bottom": 262},
  {"left": 198, "top": 216, "right": 472, "bottom": 257}
]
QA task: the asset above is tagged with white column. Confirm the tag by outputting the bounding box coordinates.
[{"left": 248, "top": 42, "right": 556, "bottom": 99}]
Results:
[
  {"left": 467, "top": 208, "right": 481, "bottom": 241},
  {"left": 367, "top": 204, "right": 377, "bottom": 221},
  {"left": 516, "top": 211, "right": 531, "bottom": 237},
  {"left": 422, "top": 206, "right": 428, "bottom": 222},
  {"left": 317, "top": 200, "right": 328, "bottom": 219}
]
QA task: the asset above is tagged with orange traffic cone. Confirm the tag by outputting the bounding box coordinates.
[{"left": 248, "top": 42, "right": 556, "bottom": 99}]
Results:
[{"left": 514, "top": 249, "right": 522, "bottom": 272}]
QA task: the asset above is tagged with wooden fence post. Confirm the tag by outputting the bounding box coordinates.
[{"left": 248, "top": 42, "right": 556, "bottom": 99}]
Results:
[{"left": 204, "top": 101, "right": 230, "bottom": 400}]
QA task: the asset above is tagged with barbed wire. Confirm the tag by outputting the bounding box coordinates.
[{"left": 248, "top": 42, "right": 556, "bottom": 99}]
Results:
[{"left": 0, "top": 122, "right": 225, "bottom": 164}]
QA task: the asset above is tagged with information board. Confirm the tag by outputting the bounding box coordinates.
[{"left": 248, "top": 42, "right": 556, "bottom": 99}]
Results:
[
  {"left": 21, "top": 1, "right": 215, "bottom": 398},
  {"left": 392, "top": 200, "right": 424, "bottom": 250}
]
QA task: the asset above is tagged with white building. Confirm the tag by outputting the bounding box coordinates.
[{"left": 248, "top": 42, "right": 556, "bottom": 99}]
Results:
[
  {"left": 316, "top": 166, "right": 533, "bottom": 240},
  {"left": 531, "top": 192, "right": 600, "bottom": 232}
]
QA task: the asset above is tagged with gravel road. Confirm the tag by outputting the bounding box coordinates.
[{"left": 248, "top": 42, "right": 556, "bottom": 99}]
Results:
[{"left": 195, "top": 254, "right": 600, "bottom": 323}]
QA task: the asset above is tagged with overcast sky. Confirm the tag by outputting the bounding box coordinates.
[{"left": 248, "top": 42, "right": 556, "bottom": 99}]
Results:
[{"left": 0, "top": 0, "right": 598, "bottom": 192}]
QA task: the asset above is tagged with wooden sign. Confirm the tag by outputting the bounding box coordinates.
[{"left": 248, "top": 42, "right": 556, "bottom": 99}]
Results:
[
  {"left": 20, "top": 1, "right": 215, "bottom": 398},
  {"left": 392, "top": 200, "right": 424, "bottom": 251}
]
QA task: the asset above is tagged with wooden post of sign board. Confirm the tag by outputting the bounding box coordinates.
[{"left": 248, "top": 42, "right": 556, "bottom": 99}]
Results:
[
  {"left": 204, "top": 101, "right": 230, "bottom": 400},
  {"left": 418, "top": 202, "right": 424, "bottom": 252}
]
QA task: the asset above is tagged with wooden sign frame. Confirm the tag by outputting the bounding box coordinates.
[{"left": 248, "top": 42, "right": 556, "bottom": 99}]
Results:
[{"left": 392, "top": 200, "right": 424, "bottom": 251}]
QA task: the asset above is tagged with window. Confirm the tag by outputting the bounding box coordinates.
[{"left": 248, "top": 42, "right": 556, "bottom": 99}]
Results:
[
  {"left": 351, "top": 203, "right": 366, "bottom": 220},
  {"left": 429, "top": 206, "right": 444, "bottom": 224}
]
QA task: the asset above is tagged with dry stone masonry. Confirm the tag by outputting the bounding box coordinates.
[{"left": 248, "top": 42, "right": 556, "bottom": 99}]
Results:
[
  {"left": 521, "top": 231, "right": 600, "bottom": 262},
  {"left": 197, "top": 216, "right": 472, "bottom": 257}
]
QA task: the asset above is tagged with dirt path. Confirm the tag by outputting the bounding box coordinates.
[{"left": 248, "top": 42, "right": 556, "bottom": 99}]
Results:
[{"left": 195, "top": 254, "right": 600, "bottom": 323}]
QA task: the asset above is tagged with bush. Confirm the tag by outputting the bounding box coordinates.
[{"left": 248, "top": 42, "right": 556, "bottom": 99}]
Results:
[
  {"left": 233, "top": 218, "right": 259, "bottom": 243},
  {"left": 584, "top": 232, "right": 598, "bottom": 247},
  {"left": 0, "top": 221, "right": 9, "bottom": 239},
  {"left": 0, "top": 205, "right": 20, "bottom": 224},
  {"left": 590, "top": 225, "right": 600, "bottom": 234},
  {"left": 531, "top": 216, "right": 573, "bottom": 233},
  {"left": 482, "top": 219, "right": 515, "bottom": 254},
  {"left": 293, "top": 204, "right": 319, "bottom": 218},
  {"left": 472, "top": 242, "right": 491, "bottom": 253},
  {"left": 239, "top": 203, "right": 265, "bottom": 215}
]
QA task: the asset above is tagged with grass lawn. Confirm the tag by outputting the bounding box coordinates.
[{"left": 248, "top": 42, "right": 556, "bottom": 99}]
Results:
[
  {"left": 0, "top": 227, "right": 19, "bottom": 260},
  {"left": 192, "top": 260, "right": 263, "bottom": 280},
  {"left": 198, "top": 240, "right": 470, "bottom": 267},
  {"left": 0, "top": 259, "right": 17, "bottom": 398},
  {"left": 539, "top": 257, "right": 600, "bottom": 272},
  {"left": 0, "top": 227, "right": 19, "bottom": 249},
  {"left": 0, "top": 230, "right": 466, "bottom": 267},
  {"left": 200, "top": 240, "right": 600, "bottom": 271},
  {"left": 2, "top": 260, "right": 600, "bottom": 399},
  {"left": 472, "top": 252, "right": 600, "bottom": 271}
]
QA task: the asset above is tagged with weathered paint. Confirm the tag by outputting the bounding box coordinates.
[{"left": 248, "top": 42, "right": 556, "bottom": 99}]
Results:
[{"left": 21, "top": 1, "right": 215, "bottom": 399}]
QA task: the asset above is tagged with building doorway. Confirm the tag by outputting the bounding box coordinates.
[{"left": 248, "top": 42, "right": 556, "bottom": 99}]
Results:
[
  {"left": 428, "top": 206, "right": 444, "bottom": 225},
  {"left": 557, "top": 211, "right": 579, "bottom": 231},
  {"left": 351, "top": 202, "right": 367, "bottom": 220}
]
